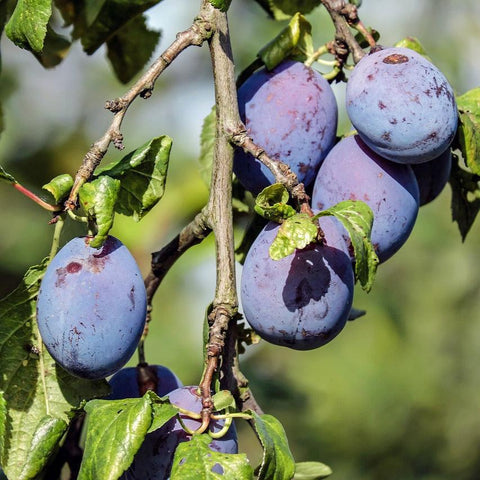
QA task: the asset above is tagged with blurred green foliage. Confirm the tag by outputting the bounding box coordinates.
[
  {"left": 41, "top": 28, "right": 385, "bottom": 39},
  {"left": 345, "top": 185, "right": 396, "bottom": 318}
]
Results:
[{"left": 1, "top": 0, "right": 480, "bottom": 478}]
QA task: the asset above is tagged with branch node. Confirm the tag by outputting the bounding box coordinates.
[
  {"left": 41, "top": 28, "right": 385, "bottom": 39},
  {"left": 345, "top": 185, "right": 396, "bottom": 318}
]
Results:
[{"left": 105, "top": 98, "right": 127, "bottom": 113}]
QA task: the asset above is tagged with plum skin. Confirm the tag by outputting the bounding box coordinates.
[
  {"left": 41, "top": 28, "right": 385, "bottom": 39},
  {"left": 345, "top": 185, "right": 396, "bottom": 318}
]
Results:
[
  {"left": 241, "top": 216, "right": 354, "bottom": 350},
  {"left": 234, "top": 60, "right": 338, "bottom": 195},
  {"left": 119, "top": 386, "right": 238, "bottom": 480},
  {"left": 346, "top": 47, "right": 458, "bottom": 164},
  {"left": 312, "top": 135, "right": 419, "bottom": 263},
  {"left": 36, "top": 235, "right": 147, "bottom": 380}
]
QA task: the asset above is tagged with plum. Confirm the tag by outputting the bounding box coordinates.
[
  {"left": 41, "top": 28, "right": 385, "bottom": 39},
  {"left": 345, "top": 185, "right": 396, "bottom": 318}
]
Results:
[
  {"left": 346, "top": 47, "right": 458, "bottom": 164},
  {"left": 312, "top": 135, "right": 419, "bottom": 262},
  {"left": 36, "top": 235, "right": 147, "bottom": 379},
  {"left": 121, "top": 386, "right": 238, "bottom": 480},
  {"left": 412, "top": 148, "right": 452, "bottom": 206},
  {"left": 241, "top": 216, "right": 354, "bottom": 350},
  {"left": 234, "top": 60, "right": 338, "bottom": 195}
]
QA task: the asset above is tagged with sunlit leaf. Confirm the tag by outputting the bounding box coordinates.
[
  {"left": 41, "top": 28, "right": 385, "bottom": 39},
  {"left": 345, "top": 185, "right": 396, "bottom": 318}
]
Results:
[{"left": 42, "top": 174, "right": 73, "bottom": 203}]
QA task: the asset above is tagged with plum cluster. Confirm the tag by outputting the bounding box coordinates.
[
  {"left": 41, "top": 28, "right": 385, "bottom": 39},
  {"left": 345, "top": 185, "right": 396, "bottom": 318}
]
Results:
[
  {"left": 108, "top": 366, "right": 237, "bottom": 479},
  {"left": 36, "top": 235, "right": 147, "bottom": 379},
  {"left": 239, "top": 49, "right": 457, "bottom": 350}
]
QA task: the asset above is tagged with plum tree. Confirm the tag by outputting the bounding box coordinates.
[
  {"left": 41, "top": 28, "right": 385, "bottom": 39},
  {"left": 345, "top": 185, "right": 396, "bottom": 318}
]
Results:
[
  {"left": 234, "top": 59, "right": 338, "bottom": 195},
  {"left": 346, "top": 47, "right": 458, "bottom": 164},
  {"left": 241, "top": 216, "right": 354, "bottom": 350},
  {"left": 412, "top": 148, "right": 452, "bottom": 206},
  {"left": 312, "top": 135, "right": 420, "bottom": 262},
  {"left": 121, "top": 386, "right": 238, "bottom": 479},
  {"left": 36, "top": 236, "right": 147, "bottom": 380}
]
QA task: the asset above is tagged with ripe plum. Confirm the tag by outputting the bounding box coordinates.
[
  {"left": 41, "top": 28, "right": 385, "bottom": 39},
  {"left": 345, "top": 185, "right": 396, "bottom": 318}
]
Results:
[
  {"left": 36, "top": 236, "right": 147, "bottom": 379},
  {"left": 312, "top": 135, "right": 419, "bottom": 262},
  {"left": 346, "top": 47, "right": 457, "bottom": 164},
  {"left": 241, "top": 216, "right": 354, "bottom": 350},
  {"left": 234, "top": 60, "right": 338, "bottom": 195}
]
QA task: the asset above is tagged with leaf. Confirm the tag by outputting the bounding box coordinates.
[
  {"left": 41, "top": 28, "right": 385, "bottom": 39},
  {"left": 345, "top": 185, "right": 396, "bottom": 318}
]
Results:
[
  {"left": 95, "top": 136, "right": 172, "bottom": 222},
  {"left": 42, "top": 173, "right": 73, "bottom": 203},
  {"left": 0, "top": 262, "right": 109, "bottom": 480},
  {"left": 250, "top": 412, "right": 295, "bottom": 480},
  {"left": 79, "top": 175, "right": 121, "bottom": 248},
  {"left": 78, "top": 395, "right": 154, "bottom": 480},
  {"left": 148, "top": 392, "right": 178, "bottom": 433},
  {"left": 293, "top": 461, "right": 332, "bottom": 479},
  {"left": 456, "top": 87, "right": 480, "bottom": 113},
  {"left": 106, "top": 14, "right": 161, "bottom": 84},
  {"left": 449, "top": 154, "right": 480, "bottom": 241},
  {"left": 170, "top": 434, "right": 254, "bottom": 480},
  {"left": 254, "top": 0, "right": 321, "bottom": 21},
  {"left": 317, "top": 200, "right": 378, "bottom": 292},
  {"left": 212, "top": 390, "right": 236, "bottom": 411},
  {"left": 5, "top": 0, "right": 52, "bottom": 52},
  {"left": 258, "top": 13, "right": 313, "bottom": 70},
  {"left": 394, "top": 37, "right": 430, "bottom": 59},
  {"left": 269, "top": 213, "right": 318, "bottom": 261},
  {"left": 254, "top": 184, "right": 296, "bottom": 222},
  {"left": 80, "top": 0, "right": 163, "bottom": 55},
  {"left": 33, "top": 24, "right": 71, "bottom": 68},
  {"left": 199, "top": 106, "right": 216, "bottom": 187},
  {"left": 0, "top": 165, "right": 15, "bottom": 183},
  {"left": 209, "top": 0, "right": 232, "bottom": 12},
  {"left": 457, "top": 112, "right": 480, "bottom": 175}
]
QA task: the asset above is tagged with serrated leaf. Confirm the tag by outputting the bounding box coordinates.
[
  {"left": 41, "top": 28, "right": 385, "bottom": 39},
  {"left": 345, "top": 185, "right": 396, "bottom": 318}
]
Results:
[
  {"left": 106, "top": 14, "right": 161, "bottom": 84},
  {"left": 212, "top": 390, "right": 236, "bottom": 411},
  {"left": 94, "top": 136, "right": 172, "bottom": 222},
  {"left": 5, "top": 0, "right": 52, "bottom": 52},
  {"left": 79, "top": 175, "right": 121, "bottom": 248},
  {"left": 269, "top": 213, "right": 318, "bottom": 260},
  {"left": 317, "top": 200, "right": 378, "bottom": 292},
  {"left": 254, "top": 0, "right": 321, "bottom": 21},
  {"left": 148, "top": 392, "right": 178, "bottom": 433},
  {"left": 33, "top": 24, "right": 71, "bottom": 68},
  {"left": 209, "top": 0, "right": 232, "bottom": 12},
  {"left": 449, "top": 154, "right": 480, "bottom": 240},
  {"left": 42, "top": 173, "right": 73, "bottom": 202},
  {"left": 394, "top": 37, "right": 430, "bottom": 59},
  {"left": 170, "top": 434, "right": 254, "bottom": 480},
  {"left": 81, "top": 0, "right": 163, "bottom": 55},
  {"left": 250, "top": 412, "right": 295, "bottom": 480},
  {"left": 78, "top": 396, "right": 154, "bottom": 480},
  {"left": 294, "top": 461, "right": 332, "bottom": 479},
  {"left": 199, "top": 106, "right": 216, "bottom": 187},
  {"left": 0, "top": 165, "right": 15, "bottom": 183},
  {"left": 457, "top": 111, "right": 480, "bottom": 176},
  {"left": 0, "top": 262, "right": 109, "bottom": 480},
  {"left": 254, "top": 184, "right": 296, "bottom": 221},
  {"left": 20, "top": 416, "right": 68, "bottom": 479},
  {"left": 457, "top": 87, "right": 480, "bottom": 114},
  {"left": 259, "top": 13, "right": 313, "bottom": 70}
]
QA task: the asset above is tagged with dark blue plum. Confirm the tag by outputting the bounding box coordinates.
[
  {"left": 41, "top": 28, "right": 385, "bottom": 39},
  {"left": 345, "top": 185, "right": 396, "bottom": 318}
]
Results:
[
  {"left": 312, "top": 135, "right": 419, "bottom": 262},
  {"left": 234, "top": 60, "right": 338, "bottom": 195},
  {"left": 346, "top": 47, "right": 458, "bottom": 164},
  {"left": 108, "top": 365, "right": 183, "bottom": 399},
  {"left": 241, "top": 216, "right": 354, "bottom": 350},
  {"left": 412, "top": 148, "right": 452, "bottom": 206},
  {"left": 36, "top": 236, "right": 147, "bottom": 379},
  {"left": 121, "top": 386, "right": 238, "bottom": 480}
]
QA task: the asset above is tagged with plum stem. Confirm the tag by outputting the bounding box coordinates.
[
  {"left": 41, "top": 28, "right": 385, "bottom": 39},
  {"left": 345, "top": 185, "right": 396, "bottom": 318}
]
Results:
[{"left": 48, "top": 214, "right": 65, "bottom": 260}]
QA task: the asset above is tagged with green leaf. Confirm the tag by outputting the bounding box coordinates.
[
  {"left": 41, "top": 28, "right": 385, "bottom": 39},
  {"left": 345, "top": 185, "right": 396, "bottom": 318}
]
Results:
[
  {"left": 254, "top": 0, "right": 321, "bottom": 21},
  {"left": 269, "top": 213, "right": 318, "bottom": 261},
  {"left": 5, "top": 0, "right": 52, "bottom": 52},
  {"left": 254, "top": 184, "right": 296, "bottom": 221},
  {"left": 170, "top": 434, "right": 254, "bottom": 480},
  {"left": 199, "top": 106, "right": 216, "bottom": 187},
  {"left": 258, "top": 13, "right": 313, "bottom": 70},
  {"left": 457, "top": 112, "right": 480, "bottom": 175},
  {"left": 449, "top": 154, "right": 480, "bottom": 241},
  {"left": 456, "top": 87, "right": 480, "bottom": 114},
  {"left": 95, "top": 136, "right": 172, "bottom": 222},
  {"left": 0, "top": 165, "right": 16, "bottom": 183},
  {"left": 250, "top": 412, "right": 295, "bottom": 480},
  {"left": 317, "top": 200, "right": 378, "bottom": 292},
  {"left": 394, "top": 37, "right": 430, "bottom": 59},
  {"left": 294, "top": 461, "right": 332, "bottom": 479},
  {"left": 33, "top": 24, "right": 71, "bottom": 68},
  {"left": 42, "top": 173, "right": 73, "bottom": 203},
  {"left": 81, "top": 0, "right": 163, "bottom": 55},
  {"left": 0, "top": 262, "right": 109, "bottom": 480},
  {"left": 79, "top": 175, "right": 121, "bottom": 248},
  {"left": 20, "top": 416, "right": 68, "bottom": 479},
  {"left": 148, "top": 392, "right": 178, "bottom": 433},
  {"left": 212, "top": 390, "right": 236, "bottom": 411},
  {"left": 106, "top": 14, "right": 161, "bottom": 84},
  {"left": 209, "top": 0, "right": 232, "bottom": 12},
  {"left": 78, "top": 395, "right": 154, "bottom": 480}
]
